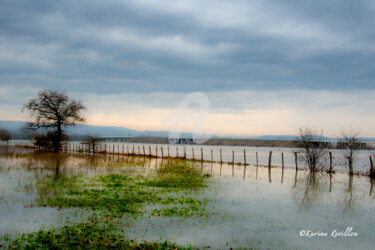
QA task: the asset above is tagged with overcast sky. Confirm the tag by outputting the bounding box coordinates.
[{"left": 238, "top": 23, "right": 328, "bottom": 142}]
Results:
[{"left": 1, "top": 0, "right": 375, "bottom": 137}]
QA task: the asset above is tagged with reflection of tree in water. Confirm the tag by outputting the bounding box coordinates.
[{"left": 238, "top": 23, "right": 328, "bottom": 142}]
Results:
[{"left": 292, "top": 171, "right": 329, "bottom": 211}]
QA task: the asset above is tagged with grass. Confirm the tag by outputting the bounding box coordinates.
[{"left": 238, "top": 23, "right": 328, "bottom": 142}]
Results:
[
  {"left": 37, "top": 161, "right": 211, "bottom": 217},
  {"left": 3, "top": 215, "right": 195, "bottom": 249}
]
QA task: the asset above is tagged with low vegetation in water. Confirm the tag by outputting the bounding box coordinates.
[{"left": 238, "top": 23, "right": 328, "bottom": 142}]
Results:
[
  {"left": 37, "top": 161, "right": 211, "bottom": 218},
  {"left": 3, "top": 215, "right": 195, "bottom": 249}
]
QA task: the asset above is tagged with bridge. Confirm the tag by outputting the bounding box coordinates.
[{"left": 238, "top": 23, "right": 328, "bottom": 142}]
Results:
[{"left": 98, "top": 136, "right": 132, "bottom": 142}]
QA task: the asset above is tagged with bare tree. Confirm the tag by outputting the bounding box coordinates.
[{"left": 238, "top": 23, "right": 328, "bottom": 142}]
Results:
[
  {"left": 0, "top": 128, "right": 11, "bottom": 144},
  {"left": 85, "top": 134, "right": 101, "bottom": 154},
  {"left": 339, "top": 129, "right": 360, "bottom": 175},
  {"left": 295, "top": 128, "right": 328, "bottom": 171},
  {"left": 22, "top": 90, "right": 86, "bottom": 152}
]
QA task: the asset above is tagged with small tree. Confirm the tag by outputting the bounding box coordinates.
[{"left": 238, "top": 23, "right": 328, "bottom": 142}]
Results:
[
  {"left": 295, "top": 128, "right": 328, "bottom": 171},
  {"left": 0, "top": 128, "right": 11, "bottom": 144},
  {"left": 340, "top": 129, "right": 360, "bottom": 175},
  {"left": 85, "top": 135, "right": 101, "bottom": 154},
  {"left": 22, "top": 90, "right": 86, "bottom": 152}
]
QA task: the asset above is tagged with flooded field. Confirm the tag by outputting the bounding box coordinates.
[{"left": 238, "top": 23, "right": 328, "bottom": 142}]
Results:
[
  {"left": 0, "top": 146, "right": 374, "bottom": 249},
  {"left": 5, "top": 140, "right": 374, "bottom": 173}
]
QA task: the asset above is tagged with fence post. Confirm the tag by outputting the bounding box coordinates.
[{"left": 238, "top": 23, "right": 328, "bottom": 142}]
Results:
[
  {"left": 143, "top": 145, "right": 145, "bottom": 156},
  {"left": 329, "top": 152, "right": 333, "bottom": 173},
  {"left": 176, "top": 147, "right": 179, "bottom": 158},
  {"left": 184, "top": 146, "right": 186, "bottom": 159},
  {"left": 232, "top": 150, "right": 235, "bottom": 164},
  {"left": 161, "top": 147, "right": 164, "bottom": 158},
  {"left": 156, "top": 146, "right": 158, "bottom": 157},
  {"left": 268, "top": 151, "right": 272, "bottom": 169},
  {"left": 220, "top": 149, "right": 223, "bottom": 163},
  {"left": 192, "top": 148, "right": 195, "bottom": 160},
  {"left": 244, "top": 149, "right": 246, "bottom": 165},
  {"left": 201, "top": 147, "right": 204, "bottom": 162},
  {"left": 211, "top": 149, "right": 213, "bottom": 162},
  {"left": 256, "top": 152, "right": 258, "bottom": 168},
  {"left": 294, "top": 152, "right": 298, "bottom": 171},
  {"left": 149, "top": 145, "right": 151, "bottom": 156},
  {"left": 281, "top": 152, "right": 284, "bottom": 169},
  {"left": 370, "top": 156, "right": 374, "bottom": 177}
]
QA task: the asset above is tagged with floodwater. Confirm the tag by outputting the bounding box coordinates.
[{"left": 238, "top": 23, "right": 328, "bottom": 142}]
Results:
[
  {"left": 0, "top": 146, "right": 374, "bottom": 249},
  {"left": 5, "top": 140, "right": 375, "bottom": 173}
]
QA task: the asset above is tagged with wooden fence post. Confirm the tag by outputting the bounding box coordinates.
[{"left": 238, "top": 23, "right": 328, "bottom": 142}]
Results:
[
  {"left": 294, "top": 152, "right": 298, "bottom": 171},
  {"left": 256, "top": 152, "right": 258, "bottom": 168},
  {"left": 370, "top": 156, "right": 374, "bottom": 177},
  {"left": 329, "top": 152, "right": 333, "bottom": 173},
  {"left": 149, "top": 145, "right": 151, "bottom": 156},
  {"left": 201, "top": 147, "right": 204, "bottom": 162},
  {"left": 220, "top": 149, "right": 223, "bottom": 163},
  {"left": 232, "top": 150, "right": 235, "bottom": 164},
  {"left": 211, "top": 149, "right": 213, "bottom": 162},
  {"left": 268, "top": 151, "right": 272, "bottom": 169},
  {"left": 244, "top": 149, "right": 246, "bottom": 165},
  {"left": 161, "top": 147, "right": 164, "bottom": 158},
  {"left": 281, "top": 152, "right": 284, "bottom": 169},
  {"left": 192, "top": 148, "right": 195, "bottom": 160}
]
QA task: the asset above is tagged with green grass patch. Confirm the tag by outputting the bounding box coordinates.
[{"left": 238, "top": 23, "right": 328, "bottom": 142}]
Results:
[
  {"left": 38, "top": 162, "right": 210, "bottom": 217},
  {"left": 3, "top": 216, "right": 194, "bottom": 249}
]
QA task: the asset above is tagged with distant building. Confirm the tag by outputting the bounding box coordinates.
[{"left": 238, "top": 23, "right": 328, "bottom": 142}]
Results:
[
  {"left": 98, "top": 136, "right": 132, "bottom": 142},
  {"left": 169, "top": 137, "right": 200, "bottom": 144}
]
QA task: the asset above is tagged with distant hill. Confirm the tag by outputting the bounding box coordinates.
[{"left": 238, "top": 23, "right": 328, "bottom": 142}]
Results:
[
  {"left": 1, "top": 120, "right": 375, "bottom": 142},
  {"left": 0, "top": 121, "right": 198, "bottom": 138}
]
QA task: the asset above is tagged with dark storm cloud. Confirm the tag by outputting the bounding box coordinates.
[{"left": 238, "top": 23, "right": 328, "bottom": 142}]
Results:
[{"left": 0, "top": 0, "right": 375, "bottom": 95}]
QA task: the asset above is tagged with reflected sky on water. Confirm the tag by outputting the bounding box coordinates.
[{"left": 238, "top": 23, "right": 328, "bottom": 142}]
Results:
[{"left": 0, "top": 148, "right": 374, "bottom": 249}]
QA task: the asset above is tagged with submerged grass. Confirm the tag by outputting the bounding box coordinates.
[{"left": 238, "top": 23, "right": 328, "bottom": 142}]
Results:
[
  {"left": 38, "top": 161, "right": 211, "bottom": 217},
  {"left": 3, "top": 215, "right": 195, "bottom": 249}
]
